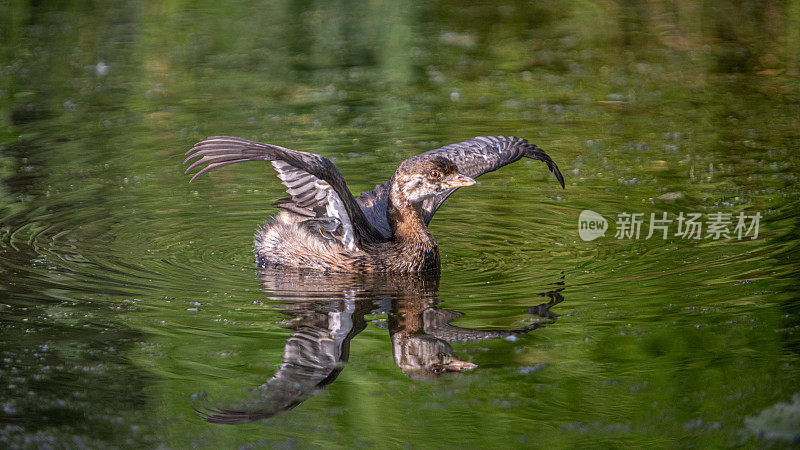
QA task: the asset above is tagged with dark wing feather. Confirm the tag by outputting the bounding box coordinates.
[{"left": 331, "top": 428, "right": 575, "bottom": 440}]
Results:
[
  {"left": 356, "top": 136, "right": 564, "bottom": 231},
  {"left": 419, "top": 135, "right": 563, "bottom": 224},
  {"left": 184, "top": 136, "right": 385, "bottom": 247},
  {"left": 356, "top": 183, "right": 392, "bottom": 239},
  {"left": 196, "top": 323, "right": 348, "bottom": 424},
  {"left": 196, "top": 294, "right": 368, "bottom": 425}
]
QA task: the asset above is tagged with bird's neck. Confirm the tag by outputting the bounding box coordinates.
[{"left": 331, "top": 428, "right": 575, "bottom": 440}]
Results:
[{"left": 387, "top": 185, "right": 432, "bottom": 244}]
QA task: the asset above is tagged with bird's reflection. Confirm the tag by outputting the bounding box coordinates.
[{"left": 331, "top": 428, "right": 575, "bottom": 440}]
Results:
[{"left": 198, "top": 270, "right": 564, "bottom": 424}]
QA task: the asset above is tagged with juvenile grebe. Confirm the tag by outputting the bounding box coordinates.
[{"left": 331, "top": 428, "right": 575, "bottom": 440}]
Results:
[{"left": 185, "top": 136, "right": 564, "bottom": 272}]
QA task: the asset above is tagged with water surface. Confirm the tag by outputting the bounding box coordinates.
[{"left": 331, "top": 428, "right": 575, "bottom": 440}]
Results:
[{"left": 1, "top": 1, "right": 799, "bottom": 448}]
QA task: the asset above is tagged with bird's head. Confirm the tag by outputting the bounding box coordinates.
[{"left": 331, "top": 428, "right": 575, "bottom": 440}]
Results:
[
  {"left": 391, "top": 155, "right": 476, "bottom": 204},
  {"left": 392, "top": 332, "right": 478, "bottom": 380}
]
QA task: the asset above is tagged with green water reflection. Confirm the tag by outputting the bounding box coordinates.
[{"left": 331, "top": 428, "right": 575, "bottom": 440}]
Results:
[{"left": 1, "top": 0, "right": 799, "bottom": 447}]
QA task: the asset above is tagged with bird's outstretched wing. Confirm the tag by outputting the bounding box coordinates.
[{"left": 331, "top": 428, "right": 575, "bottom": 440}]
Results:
[
  {"left": 357, "top": 136, "right": 564, "bottom": 234},
  {"left": 184, "top": 136, "right": 384, "bottom": 249},
  {"left": 196, "top": 294, "right": 368, "bottom": 425},
  {"left": 195, "top": 320, "right": 351, "bottom": 424}
]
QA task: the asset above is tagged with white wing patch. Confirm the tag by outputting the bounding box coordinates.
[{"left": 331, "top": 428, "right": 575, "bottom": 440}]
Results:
[{"left": 271, "top": 160, "right": 358, "bottom": 251}]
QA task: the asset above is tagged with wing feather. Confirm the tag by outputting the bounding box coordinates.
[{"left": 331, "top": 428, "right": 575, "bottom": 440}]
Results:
[
  {"left": 356, "top": 136, "right": 564, "bottom": 231},
  {"left": 185, "top": 136, "right": 384, "bottom": 249}
]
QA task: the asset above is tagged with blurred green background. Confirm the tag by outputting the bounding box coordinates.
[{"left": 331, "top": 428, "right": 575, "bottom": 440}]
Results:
[{"left": 1, "top": 0, "right": 799, "bottom": 447}]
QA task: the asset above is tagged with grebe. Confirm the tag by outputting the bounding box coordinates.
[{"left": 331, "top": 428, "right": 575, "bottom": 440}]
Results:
[{"left": 185, "top": 135, "right": 564, "bottom": 272}]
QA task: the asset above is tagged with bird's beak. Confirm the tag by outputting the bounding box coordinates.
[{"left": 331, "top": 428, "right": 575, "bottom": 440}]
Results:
[
  {"left": 445, "top": 173, "right": 476, "bottom": 188},
  {"left": 442, "top": 357, "right": 478, "bottom": 372}
]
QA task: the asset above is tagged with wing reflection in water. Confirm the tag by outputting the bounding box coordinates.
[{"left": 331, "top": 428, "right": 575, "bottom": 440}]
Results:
[{"left": 197, "top": 270, "right": 565, "bottom": 424}]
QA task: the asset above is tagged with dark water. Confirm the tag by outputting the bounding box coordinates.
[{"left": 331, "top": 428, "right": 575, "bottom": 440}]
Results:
[{"left": 2, "top": 1, "right": 799, "bottom": 448}]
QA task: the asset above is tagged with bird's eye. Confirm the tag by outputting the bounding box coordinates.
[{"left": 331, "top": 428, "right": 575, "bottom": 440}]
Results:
[{"left": 430, "top": 170, "right": 442, "bottom": 178}]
